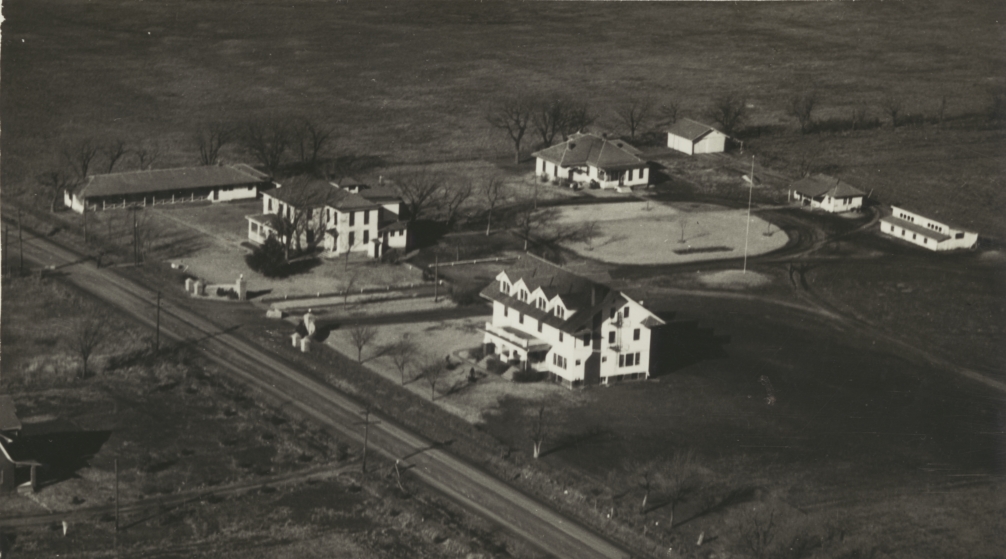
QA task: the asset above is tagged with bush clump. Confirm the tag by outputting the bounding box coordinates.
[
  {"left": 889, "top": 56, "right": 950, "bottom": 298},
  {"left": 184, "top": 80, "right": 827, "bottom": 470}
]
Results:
[
  {"left": 450, "top": 280, "right": 485, "bottom": 306},
  {"left": 245, "top": 236, "right": 289, "bottom": 278}
]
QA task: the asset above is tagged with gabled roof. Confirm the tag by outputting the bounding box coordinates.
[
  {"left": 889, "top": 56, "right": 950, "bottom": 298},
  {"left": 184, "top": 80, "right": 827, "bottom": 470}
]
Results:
[
  {"left": 791, "top": 174, "right": 865, "bottom": 199},
  {"left": 880, "top": 216, "right": 951, "bottom": 242},
  {"left": 264, "top": 180, "right": 380, "bottom": 212},
  {"left": 480, "top": 255, "right": 663, "bottom": 335},
  {"left": 532, "top": 133, "right": 647, "bottom": 170},
  {"left": 76, "top": 165, "right": 269, "bottom": 198},
  {"left": 0, "top": 396, "right": 21, "bottom": 433},
  {"left": 667, "top": 119, "right": 723, "bottom": 141}
]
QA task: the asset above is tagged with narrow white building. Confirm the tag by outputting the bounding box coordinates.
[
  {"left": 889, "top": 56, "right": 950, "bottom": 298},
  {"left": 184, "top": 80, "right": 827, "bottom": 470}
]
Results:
[
  {"left": 480, "top": 255, "right": 665, "bottom": 388},
  {"left": 532, "top": 133, "right": 649, "bottom": 192},
  {"left": 789, "top": 174, "right": 865, "bottom": 213},
  {"left": 880, "top": 206, "right": 978, "bottom": 251},
  {"left": 666, "top": 119, "right": 728, "bottom": 155},
  {"left": 64, "top": 164, "right": 269, "bottom": 213}
]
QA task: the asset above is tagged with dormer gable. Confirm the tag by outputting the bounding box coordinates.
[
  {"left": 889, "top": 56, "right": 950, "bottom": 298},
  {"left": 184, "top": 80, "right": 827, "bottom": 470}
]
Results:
[{"left": 548, "top": 295, "right": 570, "bottom": 319}]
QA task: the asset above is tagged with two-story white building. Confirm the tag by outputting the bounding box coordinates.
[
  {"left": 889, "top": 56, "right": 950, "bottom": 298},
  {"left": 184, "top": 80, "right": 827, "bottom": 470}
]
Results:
[
  {"left": 479, "top": 255, "right": 665, "bottom": 388},
  {"left": 532, "top": 133, "right": 649, "bottom": 192},
  {"left": 789, "top": 174, "right": 865, "bottom": 213},
  {"left": 880, "top": 206, "right": 978, "bottom": 251},
  {"left": 245, "top": 178, "right": 411, "bottom": 258}
]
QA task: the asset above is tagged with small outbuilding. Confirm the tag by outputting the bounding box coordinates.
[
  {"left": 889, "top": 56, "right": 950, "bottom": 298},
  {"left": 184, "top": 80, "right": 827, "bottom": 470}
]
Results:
[
  {"left": 666, "top": 119, "right": 728, "bottom": 155},
  {"left": 789, "top": 174, "right": 865, "bottom": 213},
  {"left": 880, "top": 206, "right": 978, "bottom": 251}
]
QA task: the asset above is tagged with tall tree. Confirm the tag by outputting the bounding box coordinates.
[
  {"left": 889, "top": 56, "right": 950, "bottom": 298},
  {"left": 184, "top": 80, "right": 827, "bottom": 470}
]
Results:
[
  {"left": 657, "top": 100, "right": 681, "bottom": 128},
  {"left": 69, "top": 302, "right": 113, "bottom": 379},
  {"left": 389, "top": 168, "right": 443, "bottom": 222},
  {"left": 529, "top": 403, "right": 548, "bottom": 459},
  {"left": 560, "top": 101, "right": 596, "bottom": 139},
  {"left": 134, "top": 139, "right": 161, "bottom": 170},
  {"left": 62, "top": 139, "right": 100, "bottom": 183},
  {"left": 390, "top": 340, "right": 417, "bottom": 385},
  {"left": 292, "top": 118, "right": 335, "bottom": 169},
  {"left": 348, "top": 323, "right": 378, "bottom": 363},
  {"left": 102, "top": 138, "right": 129, "bottom": 173},
  {"left": 787, "top": 91, "right": 819, "bottom": 134},
  {"left": 193, "top": 122, "right": 235, "bottom": 165},
  {"left": 613, "top": 96, "right": 654, "bottom": 138},
  {"left": 272, "top": 175, "right": 332, "bottom": 258},
  {"left": 487, "top": 95, "right": 533, "bottom": 164},
  {"left": 482, "top": 174, "right": 506, "bottom": 236},
  {"left": 35, "top": 168, "right": 79, "bottom": 212},
  {"left": 704, "top": 92, "right": 748, "bottom": 136},
  {"left": 242, "top": 120, "right": 290, "bottom": 175},
  {"left": 420, "top": 356, "right": 446, "bottom": 401},
  {"left": 440, "top": 177, "right": 474, "bottom": 230}
]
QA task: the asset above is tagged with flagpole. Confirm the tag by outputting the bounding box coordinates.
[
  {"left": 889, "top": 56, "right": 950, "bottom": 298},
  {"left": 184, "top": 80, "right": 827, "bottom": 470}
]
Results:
[{"left": 743, "top": 155, "right": 754, "bottom": 274}]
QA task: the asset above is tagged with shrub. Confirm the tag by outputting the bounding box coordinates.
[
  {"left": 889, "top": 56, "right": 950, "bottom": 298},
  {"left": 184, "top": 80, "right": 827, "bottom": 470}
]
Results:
[
  {"left": 468, "top": 346, "right": 485, "bottom": 361},
  {"left": 245, "top": 236, "right": 288, "bottom": 278},
  {"left": 512, "top": 369, "right": 545, "bottom": 383},
  {"left": 450, "top": 280, "right": 484, "bottom": 306}
]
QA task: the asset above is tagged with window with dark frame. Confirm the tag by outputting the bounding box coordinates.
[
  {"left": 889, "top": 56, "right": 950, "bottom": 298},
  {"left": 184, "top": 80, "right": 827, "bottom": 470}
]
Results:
[
  {"left": 608, "top": 331, "right": 615, "bottom": 344},
  {"left": 364, "top": 211, "right": 370, "bottom": 225},
  {"left": 633, "top": 328, "right": 640, "bottom": 341},
  {"left": 350, "top": 212, "right": 355, "bottom": 226}
]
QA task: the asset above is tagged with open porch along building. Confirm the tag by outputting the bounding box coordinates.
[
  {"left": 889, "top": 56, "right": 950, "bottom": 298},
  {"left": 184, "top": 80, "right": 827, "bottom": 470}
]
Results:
[
  {"left": 479, "top": 255, "right": 665, "bottom": 388},
  {"left": 64, "top": 164, "right": 270, "bottom": 213},
  {"left": 246, "top": 177, "right": 412, "bottom": 259}
]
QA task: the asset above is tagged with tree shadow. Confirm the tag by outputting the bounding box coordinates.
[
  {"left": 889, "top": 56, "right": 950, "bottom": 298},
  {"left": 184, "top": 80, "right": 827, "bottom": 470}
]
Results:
[
  {"left": 650, "top": 318, "right": 730, "bottom": 376},
  {"left": 539, "top": 426, "right": 609, "bottom": 458},
  {"left": 671, "top": 485, "right": 759, "bottom": 529},
  {"left": 245, "top": 289, "right": 273, "bottom": 300}
]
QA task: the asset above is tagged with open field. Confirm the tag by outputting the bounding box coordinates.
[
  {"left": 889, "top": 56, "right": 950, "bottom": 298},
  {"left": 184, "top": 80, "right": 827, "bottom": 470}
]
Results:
[{"left": 553, "top": 201, "right": 789, "bottom": 265}]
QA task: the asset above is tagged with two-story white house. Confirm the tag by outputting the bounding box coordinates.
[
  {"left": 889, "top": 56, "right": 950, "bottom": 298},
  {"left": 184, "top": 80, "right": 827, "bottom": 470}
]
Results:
[
  {"left": 532, "top": 133, "right": 649, "bottom": 192},
  {"left": 880, "top": 206, "right": 978, "bottom": 251},
  {"left": 479, "top": 255, "right": 665, "bottom": 388},
  {"left": 246, "top": 178, "right": 411, "bottom": 258},
  {"left": 789, "top": 174, "right": 865, "bottom": 213}
]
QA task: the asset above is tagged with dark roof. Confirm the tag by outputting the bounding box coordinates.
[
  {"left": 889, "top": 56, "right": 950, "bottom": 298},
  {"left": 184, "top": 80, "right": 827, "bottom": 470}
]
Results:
[
  {"left": 328, "top": 189, "right": 381, "bottom": 211},
  {"left": 334, "top": 177, "right": 367, "bottom": 189},
  {"left": 357, "top": 186, "right": 401, "bottom": 201},
  {"left": 230, "top": 163, "right": 271, "bottom": 181},
  {"left": 791, "top": 174, "right": 865, "bottom": 199},
  {"left": 479, "top": 255, "right": 624, "bottom": 334},
  {"left": 667, "top": 119, "right": 723, "bottom": 141},
  {"left": 379, "top": 220, "right": 408, "bottom": 233},
  {"left": 533, "top": 133, "right": 647, "bottom": 170},
  {"left": 0, "top": 396, "right": 21, "bottom": 433},
  {"left": 880, "top": 216, "right": 951, "bottom": 242},
  {"left": 264, "top": 181, "right": 380, "bottom": 212},
  {"left": 77, "top": 165, "right": 268, "bottom": 198}
]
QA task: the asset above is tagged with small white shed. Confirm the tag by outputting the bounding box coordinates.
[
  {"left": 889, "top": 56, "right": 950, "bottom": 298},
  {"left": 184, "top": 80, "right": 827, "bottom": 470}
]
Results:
[{"left": 667, "top": 119, "right": 728, "bottom": 155}]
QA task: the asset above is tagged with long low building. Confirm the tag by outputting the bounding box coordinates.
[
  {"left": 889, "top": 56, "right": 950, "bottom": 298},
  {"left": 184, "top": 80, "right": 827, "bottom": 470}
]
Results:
[
  {"left": 880, "top": 206, "right": 978, "bottom": 251},
  {"left": 64, "top": 164, "right": 271, "bottom": 213}
]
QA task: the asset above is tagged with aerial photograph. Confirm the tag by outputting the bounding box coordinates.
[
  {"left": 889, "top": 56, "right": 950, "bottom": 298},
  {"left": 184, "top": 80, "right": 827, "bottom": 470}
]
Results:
[{"left": 0, "top": 1, "right": 1003, "bottom": 558}]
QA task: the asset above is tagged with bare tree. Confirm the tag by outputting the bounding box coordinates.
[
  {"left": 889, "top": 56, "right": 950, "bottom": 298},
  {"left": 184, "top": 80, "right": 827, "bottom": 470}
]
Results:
[
  {"left": 389, "top": 168, "right": 443, "bottom": 222},
  {"left": 881, "top": 94, "right": 902, "bottom": 129},
  {"left": 613, "top": 96, "right": 654, "bottom": 139},
  {"left": 419, "top": 356, "right": 446, "bottom": 401},
  {"left": 102, "top": 138, "right": 129, "bottom": 173},
  {"left": 482, "top": 175, "right": 506, "bottom": 236},
  {"left": 529, "top": 403, "right": 548, "bottom": 459},
  {"left": 36, "top": 168, "right": 79, "bottom": 212},
  {"left": 531, "top": 95, "right": 566, "bottom": 148},
  {"left": 134, "top": 139, "right": 161, "bottom": 170},
  {"left": 271, "top": 176, "right": 332, "bottom": 258},
  {"left": 738, "top": 508, "right": 777, "bottom": 559},
  {"left": 348, "top": 323, "right": 378, "bottom": 363},
  {"left": 626, "top": 459, "right": 660, "bottom": 511},
  {"left": 787, "top": 91, "right": 819, "bottom": 134},
  {"left": 657, "top": 100, "right": 681, "bottom": 128},
  {"left": 69, "top": 302, "right": 114, "bottom": 379},
  {"left": 660, "top": 450, "right": 698, "bottom": 527},
  {"left": 193, "top": 122, "right": 235, "bottom": 165},
  {"left": 704, "top": 92, "right": 748, "bottom": 136},
  {"left": 62, "top": 140, "right": 101, "bottom": 182},
  {"left": 242, "top": 120, "right": 290, "bottom": 176},
  {"left": 441, "top": 177, "right": 475, "bottom": 230},
  {"left": 487, "top": 95, "right": 533, "bottom": 164},
  {"left": 390, "top": 340, "right": 417, "bottom": 385},
  {"left": 581, "top": 220, "right": 600, "bottom": 250},
  {"left": 512, "top": 192, "right": 541, "bottom": 252},
  {"left": 292, "top": 118, "right": 335, "bottom": 169},
  {"left": 560, "top": 101, "right": 596, "bottom": 139}
]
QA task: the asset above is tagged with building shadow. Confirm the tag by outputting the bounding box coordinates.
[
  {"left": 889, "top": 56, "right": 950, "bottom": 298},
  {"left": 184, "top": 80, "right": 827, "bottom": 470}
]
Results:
[
  {"left": 650, "top": 318, "right": 730, "bottom": 376},
  {"left": 6, "top": 430, "right": 112, "bottom": 489}
]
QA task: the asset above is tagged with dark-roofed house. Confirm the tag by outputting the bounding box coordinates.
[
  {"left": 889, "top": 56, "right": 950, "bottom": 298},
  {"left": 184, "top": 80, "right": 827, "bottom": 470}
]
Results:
[
  {"left": 666, "top": 119, "right": 728, "bottom": 155},
  {"left": 480, "top": 255, "right": 665, "bottom": 388},
  {"left": 789, "top": 174, "right": 865, "bottom": 213},
  {"left": 533, "top": 133, "right": 649, "bottom": 192},
  {"left": 248, "top": 178, "right": 410, "bottom": 257},
  {"left": 880, "top": 206, "right": 978, "bottom": 251},
  {"left": 65, "top": 164, "right": 271, "bottom": 213}
]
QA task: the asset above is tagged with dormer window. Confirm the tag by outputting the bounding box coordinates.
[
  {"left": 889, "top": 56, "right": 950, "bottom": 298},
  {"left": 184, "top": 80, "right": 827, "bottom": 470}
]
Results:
[
  {"left": 519, "top": 290, "right": 528, "bottom": 302},
  {"left": 501, "top": 281, "right": 510, "bottom": 294},
  {"left": 553, "top": 307, "right": 564, "bottom": 319},
  {"left": 536, "top": 298, "right": 546, "bottom": 310}
]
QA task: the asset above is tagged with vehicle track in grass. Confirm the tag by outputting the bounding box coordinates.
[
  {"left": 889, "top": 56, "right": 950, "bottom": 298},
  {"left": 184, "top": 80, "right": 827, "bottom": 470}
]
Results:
[{"left": 10, "top": 229, "right": 633, "bottom": 559}]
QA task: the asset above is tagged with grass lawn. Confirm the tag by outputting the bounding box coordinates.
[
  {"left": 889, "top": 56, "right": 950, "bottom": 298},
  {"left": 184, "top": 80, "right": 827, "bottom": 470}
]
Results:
[{"left": 553, "top": 201, "right": 790, "bottom": 265}]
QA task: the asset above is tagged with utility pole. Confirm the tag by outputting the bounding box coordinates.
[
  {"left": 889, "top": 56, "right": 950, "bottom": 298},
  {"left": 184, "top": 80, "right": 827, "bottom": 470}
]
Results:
[
  {"left": 132, "top": 210, "right": 139, "bottom": 265},
  {"left": 357, "top": 407, "right": 379, "bottom": 474},
  {"left": 83, "top": 203, "right": 88, "bottom": 243},
  {"left": 740, "top": 154, "right": 756, "bottom": 273},
  {"left": 155, "top": 292, "right": 162, "bottom": 351},
  {"left": 3, "top": 224, "right": 8, "bottom": 277},
  {"left": 433, "top": 254, "right": 439, "bottom": 302},
  {"left": 114, "top": 457, "right": 119, "bottom": 550},
  {"left": 18, "top": 209, "right": 24, "bottom": 276}
]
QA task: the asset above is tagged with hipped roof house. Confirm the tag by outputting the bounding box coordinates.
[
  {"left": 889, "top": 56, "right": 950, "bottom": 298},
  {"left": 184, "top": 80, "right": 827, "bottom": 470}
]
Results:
[{"left": 532, "top": 133, "right": 646, "bottom": 171}]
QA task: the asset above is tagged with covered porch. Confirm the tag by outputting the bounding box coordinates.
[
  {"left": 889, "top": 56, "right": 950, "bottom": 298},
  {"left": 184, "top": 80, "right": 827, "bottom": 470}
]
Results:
[{"left": 482, "top": 322, "right": 551, "bottom": 371}]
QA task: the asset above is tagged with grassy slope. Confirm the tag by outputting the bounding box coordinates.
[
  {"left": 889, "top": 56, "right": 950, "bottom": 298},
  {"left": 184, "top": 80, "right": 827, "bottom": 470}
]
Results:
[{"left": 3, "top": 0, "right": 1004, "bottom": 232}]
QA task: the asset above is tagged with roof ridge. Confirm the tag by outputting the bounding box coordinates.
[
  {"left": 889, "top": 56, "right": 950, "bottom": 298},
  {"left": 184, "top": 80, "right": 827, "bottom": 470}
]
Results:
[{"left": 88, "top": 165, "right": 247, "bottom": 179}]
